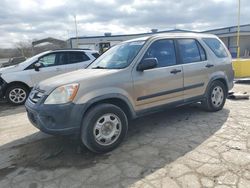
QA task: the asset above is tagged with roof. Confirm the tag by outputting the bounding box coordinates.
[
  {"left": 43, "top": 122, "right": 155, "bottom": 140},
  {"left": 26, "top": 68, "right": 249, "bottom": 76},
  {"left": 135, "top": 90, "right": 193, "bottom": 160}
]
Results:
[
  {"left": 122, "top": 32, "right": 216, "bottom": 43},
  {"left": 52, "top": 48, "right": 98, "bottom": 53},
  {"left": 151, "top": 32, "right": 215, "bottom": 38}
]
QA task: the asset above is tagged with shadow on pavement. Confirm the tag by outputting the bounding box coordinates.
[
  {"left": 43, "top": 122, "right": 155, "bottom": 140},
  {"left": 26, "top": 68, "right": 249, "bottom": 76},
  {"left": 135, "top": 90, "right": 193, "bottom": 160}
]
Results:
[
  {"left": 0, "top": 105, "right": 230, "bottom": 186},
  {"left": 0, "top": 100, "right": 26, "bottom": 117}
]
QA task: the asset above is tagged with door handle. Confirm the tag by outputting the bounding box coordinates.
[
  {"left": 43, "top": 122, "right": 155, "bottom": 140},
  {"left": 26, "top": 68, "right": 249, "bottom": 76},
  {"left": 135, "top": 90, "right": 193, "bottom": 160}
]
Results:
[
  {"left": 205, "top": 64, "right": 214, "bottom": 68},
  {"left": 56, "top": 68, "right": 61, "bottom": 71},
  {"left": 170, "top": 69, "right": 182, "bottom": 74}
]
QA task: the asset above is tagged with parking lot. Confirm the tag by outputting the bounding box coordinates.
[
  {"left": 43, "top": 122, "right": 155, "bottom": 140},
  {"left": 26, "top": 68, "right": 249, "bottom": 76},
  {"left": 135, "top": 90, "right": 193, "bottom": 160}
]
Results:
[{"left": 0, "top": 83, "right": 249, "bottom": 188}]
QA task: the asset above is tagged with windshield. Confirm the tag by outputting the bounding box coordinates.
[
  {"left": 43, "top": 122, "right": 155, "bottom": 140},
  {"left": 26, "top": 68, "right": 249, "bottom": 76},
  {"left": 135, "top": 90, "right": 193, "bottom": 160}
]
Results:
[{"left": 88, "top": 40, "right": 145, "bottom": 69}]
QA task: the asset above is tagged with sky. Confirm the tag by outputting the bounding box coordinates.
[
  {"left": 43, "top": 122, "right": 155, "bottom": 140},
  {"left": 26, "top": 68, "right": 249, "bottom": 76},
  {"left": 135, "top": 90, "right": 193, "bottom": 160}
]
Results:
[{"left": 0, "top": 0, "right": 249, "bottom": 48}]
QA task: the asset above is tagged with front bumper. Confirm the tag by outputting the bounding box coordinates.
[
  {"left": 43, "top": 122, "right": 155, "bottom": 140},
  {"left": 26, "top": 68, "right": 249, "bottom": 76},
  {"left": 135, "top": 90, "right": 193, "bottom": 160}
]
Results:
[
  {"left": 0, "top": 77, "right": 7, "bottom": 98},
  {"left": 25, "top": 98, "right": 85, "bottom": 135}
]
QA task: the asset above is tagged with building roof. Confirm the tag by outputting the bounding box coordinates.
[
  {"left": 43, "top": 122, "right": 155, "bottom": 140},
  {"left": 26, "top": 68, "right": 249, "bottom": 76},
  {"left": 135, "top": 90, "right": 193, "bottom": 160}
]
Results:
[
  {"left": 69, "top": 29, "right": 196, "bottom": 40},
  {"left": 32, "top": 37, "right": 66, "bottom": 46},
  {"left": 202, "top": 23, "right": 250, "bottom": 33},
  {"left": 68, "top": 24, "right": 250, "bottom": 41}
]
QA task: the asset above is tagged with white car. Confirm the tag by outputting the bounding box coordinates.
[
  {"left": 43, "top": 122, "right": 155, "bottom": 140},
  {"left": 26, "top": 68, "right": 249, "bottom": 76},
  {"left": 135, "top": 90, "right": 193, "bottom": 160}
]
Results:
[{"left": 0, "top": 49, "right": 99, "bottom": 105}]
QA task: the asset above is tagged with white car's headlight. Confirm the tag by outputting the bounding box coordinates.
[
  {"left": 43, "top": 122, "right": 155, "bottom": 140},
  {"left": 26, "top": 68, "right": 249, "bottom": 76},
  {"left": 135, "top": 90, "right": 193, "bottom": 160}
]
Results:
[{"left": 44, "top": 83, "right": 79, "bottom": 104}]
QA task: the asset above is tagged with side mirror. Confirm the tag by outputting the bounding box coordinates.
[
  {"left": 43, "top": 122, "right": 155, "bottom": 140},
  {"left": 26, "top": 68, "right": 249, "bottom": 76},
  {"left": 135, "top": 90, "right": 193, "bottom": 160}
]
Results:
[
  {"left": 137, "top": 58, "right": 158, "bottom": 71},
  {"left": 34, "top": 62, "right": 42, "bottom": 72}
]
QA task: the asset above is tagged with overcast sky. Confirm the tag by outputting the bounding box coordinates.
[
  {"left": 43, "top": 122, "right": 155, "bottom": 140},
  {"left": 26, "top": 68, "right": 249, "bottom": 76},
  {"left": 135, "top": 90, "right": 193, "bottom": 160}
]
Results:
[{"left": 0, "top": 0, "right": 249, "bottom": 48}]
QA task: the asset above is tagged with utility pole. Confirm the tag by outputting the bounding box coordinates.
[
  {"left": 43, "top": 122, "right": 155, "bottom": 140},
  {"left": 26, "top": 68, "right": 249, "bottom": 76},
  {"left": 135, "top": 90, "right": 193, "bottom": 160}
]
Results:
[
  {"left": 236, "top": 0, "right": 241, "bottom": 59},
  {"left": 74, "top": 15, "right": 79, "bottom": 48}
]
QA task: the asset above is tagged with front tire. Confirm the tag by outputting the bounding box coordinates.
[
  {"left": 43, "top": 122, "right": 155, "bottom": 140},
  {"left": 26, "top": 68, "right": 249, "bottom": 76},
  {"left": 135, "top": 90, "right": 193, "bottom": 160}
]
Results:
[
  {"left": 5, "top": 84, "right": 29, "bottom": 105},
  {"left": 202, "top": 80, "right": 227, "bottom": 112},
  {"left": 81, "top": 104, "right": 128, "bottom": 153}
]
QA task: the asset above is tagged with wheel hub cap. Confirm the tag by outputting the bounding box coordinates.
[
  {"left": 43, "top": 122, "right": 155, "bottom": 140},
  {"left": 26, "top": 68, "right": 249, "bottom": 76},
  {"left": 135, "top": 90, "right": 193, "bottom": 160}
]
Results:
[
  {"left": 101, "top": 123, "right": 113, "bottom": 135},
  {"left": 9, "top": 88, "right": 26, "bottom": 104},
  {"left": 93, "top": 113, "right": 122, "bottom": 146},
  {"left": 211, "top": 86, "right": 224, "bottom": 107}
]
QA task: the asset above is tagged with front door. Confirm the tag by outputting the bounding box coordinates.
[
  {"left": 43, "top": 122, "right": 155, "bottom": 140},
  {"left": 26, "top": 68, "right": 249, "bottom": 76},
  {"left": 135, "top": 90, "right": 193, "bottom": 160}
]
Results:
[
  {"left": 132, "top": 39, "right": 184, "bottom": 111},
  {"left": 30, "top": 52, "right": 68, "bottom": 85}
]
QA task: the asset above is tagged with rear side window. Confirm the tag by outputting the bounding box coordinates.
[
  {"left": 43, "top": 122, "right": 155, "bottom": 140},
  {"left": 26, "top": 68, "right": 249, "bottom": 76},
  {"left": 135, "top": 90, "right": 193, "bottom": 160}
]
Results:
[
  {"left": 203, "top": 38, "right": 228, "bottom": 58},
  {"left": 178, "top": 39, "right": 206, "bottom": 64},
  {"left": 68, "top": 52, "right": 90, "bottom": 64},
  {"left": 92, "top": 53, "right": 100, "bottom": 59},
  {"left": 143, "top": 39, "right": 177, "bottom": 68}
]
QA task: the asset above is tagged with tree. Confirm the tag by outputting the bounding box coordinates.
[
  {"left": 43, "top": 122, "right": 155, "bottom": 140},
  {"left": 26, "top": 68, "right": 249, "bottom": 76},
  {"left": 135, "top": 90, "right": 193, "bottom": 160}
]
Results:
[{"left": 15, "top": 40, "right": 33, "bottom": 58}]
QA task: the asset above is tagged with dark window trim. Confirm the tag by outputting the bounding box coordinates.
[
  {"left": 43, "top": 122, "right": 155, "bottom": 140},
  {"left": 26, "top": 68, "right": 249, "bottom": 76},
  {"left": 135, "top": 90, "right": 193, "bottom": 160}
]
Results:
[
  {"left": 174, "top": 39, "right": 182, "bottom": 65},
  {"left": 176, "top": 38, "right": 207, "bottom": 64},
  {"left": 196, "top": 40, "right": 207, "bottom": 61},
  {"left": 24, "top": 51, "right": 91, "bottom": 70}
]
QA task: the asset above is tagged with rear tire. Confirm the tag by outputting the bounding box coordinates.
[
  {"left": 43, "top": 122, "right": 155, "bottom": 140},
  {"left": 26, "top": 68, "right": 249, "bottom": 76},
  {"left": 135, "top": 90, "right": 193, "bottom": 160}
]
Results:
[
  {"left": 202, "top": 80, "right": 227, "bottom": 112},
  {"left": 5, "top": 84, "right": 29, "bottom": 105},
  {"left": 81, "top": 104, "right": 128, "bottom": 153}
]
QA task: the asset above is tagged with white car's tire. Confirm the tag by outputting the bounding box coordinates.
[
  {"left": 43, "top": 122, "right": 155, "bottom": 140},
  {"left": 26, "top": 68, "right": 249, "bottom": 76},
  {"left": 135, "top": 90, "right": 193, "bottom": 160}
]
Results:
[{"left": 6, "top": 84, "right": 29, "bottom": 105}]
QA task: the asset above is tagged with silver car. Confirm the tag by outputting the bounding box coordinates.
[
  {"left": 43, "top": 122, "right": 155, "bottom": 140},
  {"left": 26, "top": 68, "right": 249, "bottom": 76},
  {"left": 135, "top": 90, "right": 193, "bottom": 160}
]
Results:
[{"left": 25, "top": 33, "right": 234, "bottom": 153}]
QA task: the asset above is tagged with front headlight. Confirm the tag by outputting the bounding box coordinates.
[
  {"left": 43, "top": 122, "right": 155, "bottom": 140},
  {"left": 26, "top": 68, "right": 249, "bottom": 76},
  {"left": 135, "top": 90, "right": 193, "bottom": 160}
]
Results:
[{"left": 44, "top": 83, "right": 79, "bottom": 104}]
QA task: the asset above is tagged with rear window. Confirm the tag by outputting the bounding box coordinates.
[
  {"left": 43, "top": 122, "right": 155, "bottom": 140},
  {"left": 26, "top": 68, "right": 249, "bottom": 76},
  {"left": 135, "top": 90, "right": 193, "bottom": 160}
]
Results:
[{"left": 203, "top": 38, "right": 228, "bottom": 58}]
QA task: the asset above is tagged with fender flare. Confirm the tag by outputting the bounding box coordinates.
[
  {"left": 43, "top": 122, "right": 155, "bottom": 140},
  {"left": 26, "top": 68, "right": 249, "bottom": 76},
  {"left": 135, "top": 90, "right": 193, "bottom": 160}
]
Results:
[
  {"left": 82, "top": 93, "right": 136, "bottom": 119},
  {"left": 204, "top": 75, "right": 229, "bottom": 98}
]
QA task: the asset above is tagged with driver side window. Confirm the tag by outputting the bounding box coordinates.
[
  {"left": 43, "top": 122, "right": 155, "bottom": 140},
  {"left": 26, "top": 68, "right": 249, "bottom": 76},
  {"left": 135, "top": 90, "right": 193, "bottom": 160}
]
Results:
[
  {"left": 143, "top": 39, "right": 177, "bottom": 68},
  {"left": 38, "top": 53, "right": 56, "bottom": 67}
]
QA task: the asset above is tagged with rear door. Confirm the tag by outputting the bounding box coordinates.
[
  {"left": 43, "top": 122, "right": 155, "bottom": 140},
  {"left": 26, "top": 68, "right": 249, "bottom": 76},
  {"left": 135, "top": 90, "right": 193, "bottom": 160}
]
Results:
[
  {"left": 177, "top": 39, "right": 209, "bottom": 100},
  {"left": 132, "top": 39, "right": 184, "bottom": 111}
]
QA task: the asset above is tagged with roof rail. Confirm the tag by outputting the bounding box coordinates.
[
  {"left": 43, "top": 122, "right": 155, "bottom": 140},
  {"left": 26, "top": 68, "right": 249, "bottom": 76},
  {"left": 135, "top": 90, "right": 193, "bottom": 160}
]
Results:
[{"left": 52, "top": 48, "right": 92, "bottom": 51}]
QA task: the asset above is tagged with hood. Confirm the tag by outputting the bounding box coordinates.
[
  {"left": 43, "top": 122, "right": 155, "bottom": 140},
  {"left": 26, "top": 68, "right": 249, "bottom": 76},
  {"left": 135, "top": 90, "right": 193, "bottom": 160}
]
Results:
[
  {"left": 0, "top": 64, "right": 24, "bottom": 74},
  {"left": 38, "top": 69, "right": 120, "bottom": 93}
]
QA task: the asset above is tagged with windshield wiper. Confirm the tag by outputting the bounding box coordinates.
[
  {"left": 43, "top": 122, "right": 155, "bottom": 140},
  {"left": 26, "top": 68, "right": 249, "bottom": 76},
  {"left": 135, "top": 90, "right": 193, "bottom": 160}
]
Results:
[{"left": 92, "top": 66, "right": 107, "bottom": 69}]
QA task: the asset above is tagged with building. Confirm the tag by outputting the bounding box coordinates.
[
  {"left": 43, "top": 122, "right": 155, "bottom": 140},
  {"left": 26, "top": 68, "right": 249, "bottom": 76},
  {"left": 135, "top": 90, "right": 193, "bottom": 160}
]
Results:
[
  {"left": 67, "top": 29, "right": 192, "bottom": 54},
  {"left": 68, "top": 24, "right": 250, "bottom": 57}
]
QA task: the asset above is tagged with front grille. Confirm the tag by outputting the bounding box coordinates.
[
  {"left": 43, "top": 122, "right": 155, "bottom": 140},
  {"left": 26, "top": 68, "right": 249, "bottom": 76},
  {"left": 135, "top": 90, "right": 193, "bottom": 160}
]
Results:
[{"left": 29, "top": 88, "right": 45, "bottom": 103}]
